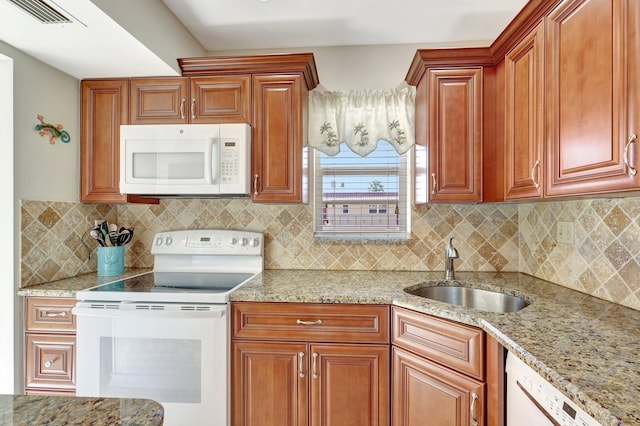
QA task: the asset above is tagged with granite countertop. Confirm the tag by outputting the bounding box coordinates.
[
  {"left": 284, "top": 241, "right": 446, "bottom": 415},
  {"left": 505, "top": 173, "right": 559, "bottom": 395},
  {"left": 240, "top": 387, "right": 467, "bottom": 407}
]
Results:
[
  {"left": 0, "top": 394, "right": 163, "bottom": 425},
  {"left": 19, "top": 269, "right": 640, "bottom": 425}
]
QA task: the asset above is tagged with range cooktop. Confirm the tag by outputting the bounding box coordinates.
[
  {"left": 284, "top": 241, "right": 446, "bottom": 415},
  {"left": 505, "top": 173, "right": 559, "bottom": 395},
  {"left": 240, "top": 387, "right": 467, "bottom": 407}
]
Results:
[{"left": 76, "top": 271, "right": 258, "bottom": 304}]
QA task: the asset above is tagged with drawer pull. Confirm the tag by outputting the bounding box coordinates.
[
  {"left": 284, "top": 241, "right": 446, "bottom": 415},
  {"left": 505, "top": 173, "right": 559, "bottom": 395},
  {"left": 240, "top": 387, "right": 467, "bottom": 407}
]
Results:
[
  {"left": 42, "top": 310, "right": 67, "bottom": 318},
  {"left": 298, "top": 352, "right": 305, "bottom": 378},
  {"left": 312, "top": 352, "right": 319, "bottom": 379},
  {"left": 296, "top": 319, "right": 322, "bottom": 326},
  {"left": 470, "top": 392, "right": 479, "bottom": 426}
]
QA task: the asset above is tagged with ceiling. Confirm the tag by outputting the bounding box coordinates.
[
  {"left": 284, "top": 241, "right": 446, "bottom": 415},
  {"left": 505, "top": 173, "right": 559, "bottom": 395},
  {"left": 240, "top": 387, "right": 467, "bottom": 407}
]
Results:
[
  {"left": 163, "top": 0, "right": 529, "bottom": 51},
  {"left": 0, "top": 0, "right": 529, "bottom": 79}
]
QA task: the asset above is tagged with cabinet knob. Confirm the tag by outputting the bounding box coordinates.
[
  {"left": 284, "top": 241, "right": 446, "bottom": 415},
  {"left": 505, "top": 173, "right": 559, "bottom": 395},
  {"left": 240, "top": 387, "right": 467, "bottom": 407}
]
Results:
[
  {"left": 624, "top": 134, "right": 637, "bottom": 176},
  {"left": 44, "top": 357, "right": 59, "bottom": 368}
]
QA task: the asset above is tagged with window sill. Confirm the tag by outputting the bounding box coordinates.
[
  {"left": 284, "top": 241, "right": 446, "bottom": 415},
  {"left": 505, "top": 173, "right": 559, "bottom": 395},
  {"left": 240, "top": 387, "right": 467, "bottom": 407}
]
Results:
[{"left": 313, "top": 233, "right": 412, "bottom": 245}]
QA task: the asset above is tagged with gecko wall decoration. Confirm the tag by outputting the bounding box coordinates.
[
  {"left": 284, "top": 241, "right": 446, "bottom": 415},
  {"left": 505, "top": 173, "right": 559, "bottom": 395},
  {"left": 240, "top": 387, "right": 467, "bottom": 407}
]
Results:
[{"left": 35, "top": 114, "right": 70, "bottom": 144}]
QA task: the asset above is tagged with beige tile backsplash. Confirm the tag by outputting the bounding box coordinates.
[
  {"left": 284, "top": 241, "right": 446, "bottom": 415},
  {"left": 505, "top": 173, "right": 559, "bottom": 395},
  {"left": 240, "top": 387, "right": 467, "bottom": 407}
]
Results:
[{"left": 20, "top": 196, "right": 640, "bottom": 310}]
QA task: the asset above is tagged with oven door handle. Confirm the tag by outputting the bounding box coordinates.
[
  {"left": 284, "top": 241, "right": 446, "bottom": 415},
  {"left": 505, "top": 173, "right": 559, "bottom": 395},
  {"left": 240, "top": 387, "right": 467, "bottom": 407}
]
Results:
[{"left": 72, "top": 305, "right": 226, "bottom": 319}]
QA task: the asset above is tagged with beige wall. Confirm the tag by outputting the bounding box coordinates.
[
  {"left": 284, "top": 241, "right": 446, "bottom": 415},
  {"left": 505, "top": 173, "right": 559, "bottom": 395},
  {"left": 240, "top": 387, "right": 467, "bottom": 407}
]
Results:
[{"left": 1, "top": 40, "right": 80, "bottom": 203}]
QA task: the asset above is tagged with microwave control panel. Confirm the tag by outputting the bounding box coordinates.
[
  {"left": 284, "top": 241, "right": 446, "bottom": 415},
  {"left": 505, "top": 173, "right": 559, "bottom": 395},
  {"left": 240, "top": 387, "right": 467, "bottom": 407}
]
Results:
[{"left": 220, "top": 139, "right": 240, "bottom": 184}]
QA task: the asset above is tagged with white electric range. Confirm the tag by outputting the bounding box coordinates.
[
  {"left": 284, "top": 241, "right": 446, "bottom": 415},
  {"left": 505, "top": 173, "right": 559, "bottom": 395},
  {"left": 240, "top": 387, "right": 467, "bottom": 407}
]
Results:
[{"left": 73, "top": 229, "right": 263, "bottom": 426}]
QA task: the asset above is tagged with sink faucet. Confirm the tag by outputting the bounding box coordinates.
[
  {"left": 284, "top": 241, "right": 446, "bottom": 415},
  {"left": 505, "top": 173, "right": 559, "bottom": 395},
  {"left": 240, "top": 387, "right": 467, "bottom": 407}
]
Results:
[{"left": 444, "top": 237, "right": 459, "bottom": 280}]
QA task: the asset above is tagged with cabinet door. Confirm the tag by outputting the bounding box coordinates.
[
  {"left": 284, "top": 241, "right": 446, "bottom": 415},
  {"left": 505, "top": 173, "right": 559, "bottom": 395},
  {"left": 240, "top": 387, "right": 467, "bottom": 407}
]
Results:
[
  {"left": 232, "top": 341, "right": 308, "bottom": 426},
  {"left": 25, "top": 334, "right": 76, "bottom": 392},
  {"left": 504, "top": 21, "right": 545, "bottom": 200},
  {"left": 129, "top": 77, "right": 189, "bottom": 124},
  {"left": 545, "top": 0, "right": 640, "bottom": 196},
  {"left": 252, "top": 74, "right": 307, "bottom": 203},
  {"left": 392, "top": 347, "right": 485, "bottom": 426},
  {"left": 80, "top": 79, "right": 129, "bottom": 203},
  {"left": 426, "top": 68, "right": 483, "bottom": 202},
  {"left": 190, "top": 76, "right": 251, "bottom": 124},
  {"left": 309, "top": 343, "right": 389, "bottom": 426}
]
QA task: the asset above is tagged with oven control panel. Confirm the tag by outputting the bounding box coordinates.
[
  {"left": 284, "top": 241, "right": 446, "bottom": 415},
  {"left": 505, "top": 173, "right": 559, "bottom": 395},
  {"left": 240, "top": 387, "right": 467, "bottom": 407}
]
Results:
[{"left": 151, "top": 230, "right": 263, "bottom": 256}]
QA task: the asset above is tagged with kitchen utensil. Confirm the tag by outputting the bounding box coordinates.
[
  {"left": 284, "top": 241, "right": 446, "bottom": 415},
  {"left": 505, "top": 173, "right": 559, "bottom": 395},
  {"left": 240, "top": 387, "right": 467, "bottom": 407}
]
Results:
[{"left": 89, "top": 229, "right": 106, "bottom": 247}]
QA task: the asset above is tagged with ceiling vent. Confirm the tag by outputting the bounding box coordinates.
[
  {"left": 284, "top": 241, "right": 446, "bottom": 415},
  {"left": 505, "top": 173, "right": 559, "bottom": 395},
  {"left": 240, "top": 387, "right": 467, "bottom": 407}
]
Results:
[{"left": 6, "top": 0, "right": 75, "bottom": 24}]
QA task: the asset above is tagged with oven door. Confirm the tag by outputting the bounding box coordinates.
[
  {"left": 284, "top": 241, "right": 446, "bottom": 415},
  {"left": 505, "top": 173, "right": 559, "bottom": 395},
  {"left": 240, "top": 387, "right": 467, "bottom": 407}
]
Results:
[{"left": 73, "top": 302, "right": 229, "bottom": 426}]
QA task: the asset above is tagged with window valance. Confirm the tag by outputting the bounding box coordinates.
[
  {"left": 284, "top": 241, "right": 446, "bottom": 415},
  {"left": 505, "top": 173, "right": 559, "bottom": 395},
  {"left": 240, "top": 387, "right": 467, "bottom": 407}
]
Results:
[{"left": 308, "top": 84, "right": 416, "bottom": 157}]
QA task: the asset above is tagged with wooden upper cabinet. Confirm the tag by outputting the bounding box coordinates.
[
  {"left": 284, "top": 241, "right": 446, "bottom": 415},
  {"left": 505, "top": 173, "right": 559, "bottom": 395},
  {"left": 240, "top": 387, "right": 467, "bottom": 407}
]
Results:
[
  {"left": 80, "top": 79, "right": 129, "bottom": 203},
  {"left": 252, "top": 74, "right": 307, "bottom": 203},
  {"left": 129, "top": 77, "right": 188, "bottom": 124},
  {"left": 504, "top": 21, "right": 545, "bottom": 200},
  {"left": 545, "top": 0, "right": 640, "bottom": 196},
  {"left": 424, "top": 68, "right": 483, "bottom": 202},
  {"left": 190, "top": 76, "right": 251, "bottom": 124},
  {"left": 129, "top": 76, "right": 250, "bottom": 124}
]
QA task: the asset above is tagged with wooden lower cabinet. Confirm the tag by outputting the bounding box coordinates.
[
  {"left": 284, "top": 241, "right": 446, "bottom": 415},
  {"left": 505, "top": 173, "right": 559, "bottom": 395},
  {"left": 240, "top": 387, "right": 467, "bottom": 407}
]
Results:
[
  {"left": 232, "top": 341, "right": 389, "bottom": 426},
  {"left": 391, "top": 306, "right": 488, "bottom": 426},
  {"left": 231, "top": 302, "right": 390, "bottom": 426},
  {"left": 24, "top": 297, "right": 76, "bottom": 394},
  {"left": 392, "top": 347, "right": 485, "bottom": 426}
]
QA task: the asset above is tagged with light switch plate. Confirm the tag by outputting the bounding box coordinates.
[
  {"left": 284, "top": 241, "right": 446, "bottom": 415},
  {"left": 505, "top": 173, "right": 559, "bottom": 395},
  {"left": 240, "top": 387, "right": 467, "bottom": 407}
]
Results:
[{"left": 557, "top": 221, "right": 574, "bottom": 244}]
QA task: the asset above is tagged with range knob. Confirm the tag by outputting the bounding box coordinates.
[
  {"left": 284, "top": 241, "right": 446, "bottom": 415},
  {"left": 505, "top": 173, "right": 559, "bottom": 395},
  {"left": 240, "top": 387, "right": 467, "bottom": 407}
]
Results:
[
  {"left": 155, "top": 237, "right": 163, "bottom": 246},
  {"left": 240, "top": 237, "right": 248, "bottom": 246},
  {"left": 165, "top": 237, "right": 173, "bottom": 246},
  {"left": 230, "top": 237, "right": 238, "bottom": 245},
  {"left": 251, "top": 238, "right": 260, "bottom": 247}
]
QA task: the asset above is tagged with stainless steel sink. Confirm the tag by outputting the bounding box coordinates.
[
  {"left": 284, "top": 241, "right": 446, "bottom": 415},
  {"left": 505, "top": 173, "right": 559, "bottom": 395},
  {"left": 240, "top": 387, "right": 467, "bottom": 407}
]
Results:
[{"left": 404, "top": 285, "right": 530, "bottom": 313}]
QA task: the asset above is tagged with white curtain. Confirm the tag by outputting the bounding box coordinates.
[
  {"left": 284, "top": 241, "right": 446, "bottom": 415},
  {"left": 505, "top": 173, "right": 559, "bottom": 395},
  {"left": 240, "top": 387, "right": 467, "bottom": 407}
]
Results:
[{"left": 309, "top": 84, "right": 416, "bottom": 157}]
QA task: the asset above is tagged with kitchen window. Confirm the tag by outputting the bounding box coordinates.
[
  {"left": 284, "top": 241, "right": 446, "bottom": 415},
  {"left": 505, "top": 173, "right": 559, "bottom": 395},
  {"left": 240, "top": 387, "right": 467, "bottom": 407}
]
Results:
[
  {"left": 309, "top": 85, "right": 415, "bottom": 241},
  {"left": 313, "top": 141, "right": 411, "bottom": 240}
]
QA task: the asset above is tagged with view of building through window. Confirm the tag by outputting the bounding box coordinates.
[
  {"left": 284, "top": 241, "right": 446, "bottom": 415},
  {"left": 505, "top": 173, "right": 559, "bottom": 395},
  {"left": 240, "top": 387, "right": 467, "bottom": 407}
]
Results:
[{"left": 314, "top": 141, "right": 410, "bottom": 239}]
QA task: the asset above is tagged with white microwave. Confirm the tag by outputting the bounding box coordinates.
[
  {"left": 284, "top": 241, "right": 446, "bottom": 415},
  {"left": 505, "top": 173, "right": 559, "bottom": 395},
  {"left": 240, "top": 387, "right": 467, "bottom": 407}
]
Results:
[{"left": 119, "top": 123, "right": 251, "bottom": 196}]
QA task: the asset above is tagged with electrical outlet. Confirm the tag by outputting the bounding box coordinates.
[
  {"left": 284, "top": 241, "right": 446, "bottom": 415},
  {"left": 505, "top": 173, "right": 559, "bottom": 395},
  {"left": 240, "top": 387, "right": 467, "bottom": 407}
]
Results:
[{"left": 557, "top": 221, "right": 574, "bottom": 244}]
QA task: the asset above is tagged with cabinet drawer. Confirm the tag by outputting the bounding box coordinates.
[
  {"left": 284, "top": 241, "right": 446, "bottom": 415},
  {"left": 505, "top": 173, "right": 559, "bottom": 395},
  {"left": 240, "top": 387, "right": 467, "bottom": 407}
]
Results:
[
  {"left": 25, "top": 334, "right": 75, "bottom": 391},
  {"left": 25, "top": 297, "right": 76, "bottom": 333},
  {"left": 232, "top": 302, "right": 389, "bottom": 343},
  {"left": 392, "top": 307, "right": 484, "bottom": 380}
]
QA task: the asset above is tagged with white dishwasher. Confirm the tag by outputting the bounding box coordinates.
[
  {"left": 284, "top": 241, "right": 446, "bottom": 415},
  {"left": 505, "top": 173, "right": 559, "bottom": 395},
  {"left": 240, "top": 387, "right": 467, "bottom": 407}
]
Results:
[{"left": 506, "top": 351, "right": 602, "bottom": 426}]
